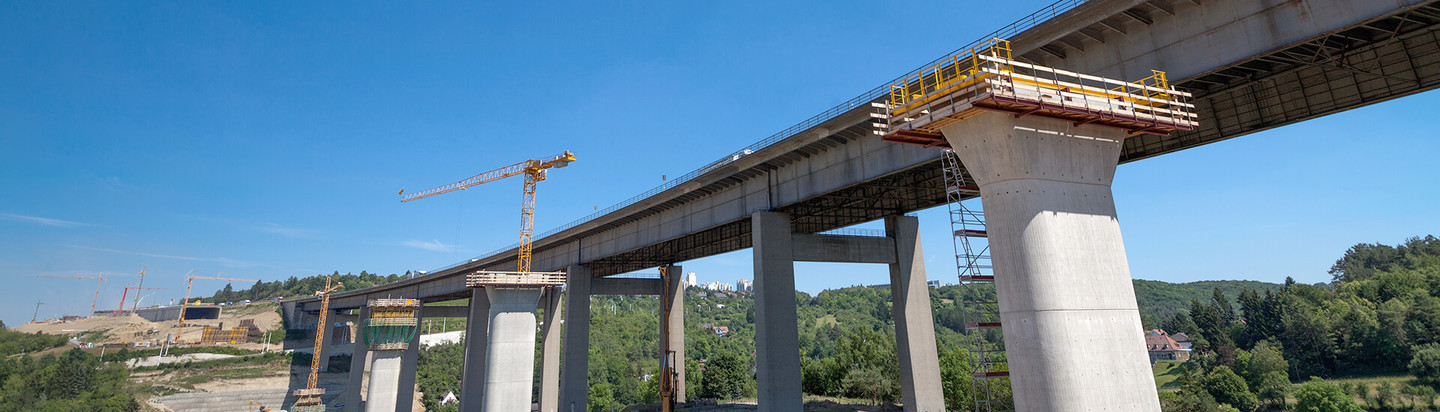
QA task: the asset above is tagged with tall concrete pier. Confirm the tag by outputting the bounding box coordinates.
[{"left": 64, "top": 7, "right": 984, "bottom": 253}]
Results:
[
  {"left": 360, "top": 298, "right": 421, "bottom": 412},
  {"left": 464, "top": 271, "right": 566, "bottom": 412},
  {"left": 940, "top": 111, "right": 1160, "bottom": 411}
]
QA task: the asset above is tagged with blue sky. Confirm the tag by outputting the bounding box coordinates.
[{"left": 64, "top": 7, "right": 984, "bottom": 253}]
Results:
[{"left": 2, "top": 1, "right": 1437, "bottom": 326}]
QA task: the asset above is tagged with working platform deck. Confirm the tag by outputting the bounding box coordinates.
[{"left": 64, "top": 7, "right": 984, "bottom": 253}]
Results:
[{"left": 880, "top": 39, "right": 1198, "bottom": 147}]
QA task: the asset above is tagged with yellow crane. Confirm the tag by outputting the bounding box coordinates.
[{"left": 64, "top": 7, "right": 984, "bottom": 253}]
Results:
[
  {"left": 38, "top": 273, "right": 106, "bottom": 317},
  {"left": 401, "top": 151, "right": 576, "bottom": 273},
  {"left": 177, "top": 272, "right": 257, "bottom": 328},
  {"left": 293, "top": 276, "right": 343, "bottom": 409}
]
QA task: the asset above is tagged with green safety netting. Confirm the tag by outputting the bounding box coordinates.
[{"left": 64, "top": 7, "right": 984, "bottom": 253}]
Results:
[{"left": 363, "top": 324, "right": 417, "bottom": 346}]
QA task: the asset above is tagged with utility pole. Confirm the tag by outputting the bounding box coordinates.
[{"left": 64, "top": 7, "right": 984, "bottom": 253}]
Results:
[{"left": 31, "top": 301, "right": 43, "bottom": 323}]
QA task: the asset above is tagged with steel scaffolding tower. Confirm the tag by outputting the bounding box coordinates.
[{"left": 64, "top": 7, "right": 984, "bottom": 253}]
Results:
[{"left": 942, "top": 149, "right": 1013, "bottom": 412}]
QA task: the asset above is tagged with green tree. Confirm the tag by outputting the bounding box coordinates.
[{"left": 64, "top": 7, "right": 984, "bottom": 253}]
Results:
[
  {"left": 1408, "top": 343, "right": 1440, "bottom": 386},
  {"left": 841, "top": 366, "right": 893, "bottom": 405},
  {"left": 701, "top": 353, "right": 751, "bottom": 400},
  {"left": 1204, "top": 366, "right": 1257, "bottom": 411},
  {"left": 1294, "top": 377, "right": 1362, "bottom": 412},
  {"left": 588, "top": 382, "right": 615, "bottom": 411}
]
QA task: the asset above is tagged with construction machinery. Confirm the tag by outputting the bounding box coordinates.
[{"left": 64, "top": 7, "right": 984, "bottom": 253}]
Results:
[
  {"left": 400, "top": 151, "right": 575, "bottom": 274},
  {"left": 178, "top": 272, "right": 257, "bottom": 328},
  {"left": 293, "top": 276, "right": 342, "bottom": 412},
  {"left": 31, "top": 301, "right": 42, "bottom": 323},
  {"left": 38, "top": 273, "right": 106, "bottom": 317},
  {"left": 115, "top": 284, "right": 165, "bottom": 315},
  {"left": 132, "top": 266, "right": 148, "bottom": 314}
]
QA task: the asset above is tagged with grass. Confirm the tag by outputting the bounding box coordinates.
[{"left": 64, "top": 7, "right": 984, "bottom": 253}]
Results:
[
  {"left": 1153, "top": 360, "right": 1191, "bottom": 390},
  {"left": 173, "top": 365, "right": 285, "bottom": 387}
]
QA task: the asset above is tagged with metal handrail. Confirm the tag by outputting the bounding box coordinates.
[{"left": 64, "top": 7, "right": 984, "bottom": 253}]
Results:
[{"left": 427, "top": 0, "right": 1090, "bottom": 275}]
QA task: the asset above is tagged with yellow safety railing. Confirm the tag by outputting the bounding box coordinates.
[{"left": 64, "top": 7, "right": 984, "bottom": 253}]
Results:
[
  {"left": 890, "top": 38, "right": 1013, "bottom": 116},
  {"left": 1110, "top": 70, "right": 1171, "bottom": 106}
]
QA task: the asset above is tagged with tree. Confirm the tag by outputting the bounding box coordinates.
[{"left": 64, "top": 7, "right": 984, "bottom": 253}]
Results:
[
  {"left": 1294, "top": 377, "right": 1363, "bottom": 412},
  {"left": 938, "top": 348, "right": 975, "bottom": 411},
  {"left": 588, "top": 382, "right": 615, "bottom": 411},
  {"left": 1408, "top": 343, "right": 1440, "bottom": 386},
  {"left": 1204, "top": 366, "right": 1258, "bottom": 411},
  {"left": 841, "top": 366, "right": 894, "bottom": 405},
  {"left": 701, "top": 353, "right": 750, "bottom": 400}
]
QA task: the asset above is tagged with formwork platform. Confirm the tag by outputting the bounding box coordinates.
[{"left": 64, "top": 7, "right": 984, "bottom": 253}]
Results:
[{"left": 879, "top": 38, "right": 1198, "bottom": 147}]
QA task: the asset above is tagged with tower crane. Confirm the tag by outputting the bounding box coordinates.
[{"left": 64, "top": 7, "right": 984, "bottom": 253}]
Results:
[
  {"left": 293, "top": 276, "right": 343, "bottom": 410},
  {"left": 178, "top": 272, "right": 257, "bottom": 328},
  {"left": 38, "top": 274, "right": 106, "bottom": 317},
  {"left": 132, "top": 266, "right": 148, "bottom": 314},
  {"left": 115, "top": 285, "right": 165, "bottom": 315},
  {"left": 400, "top": 151, "right": 576, "bottom": 274}
]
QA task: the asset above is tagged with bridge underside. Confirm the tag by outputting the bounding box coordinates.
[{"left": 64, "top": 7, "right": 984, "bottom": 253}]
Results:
[{"left": 578, "top": 1, "right": 1440, "bottom": 278}]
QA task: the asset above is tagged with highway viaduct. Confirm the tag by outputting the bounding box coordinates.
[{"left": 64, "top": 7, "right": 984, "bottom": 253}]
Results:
[{"left": 281, "top": 0, "right": 1440, "bottom": 410}]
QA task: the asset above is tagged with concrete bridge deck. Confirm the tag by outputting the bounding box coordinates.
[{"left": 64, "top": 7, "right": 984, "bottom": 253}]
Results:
[{"left": 288, "top": 0, "right": 1440, "bottom": 315}]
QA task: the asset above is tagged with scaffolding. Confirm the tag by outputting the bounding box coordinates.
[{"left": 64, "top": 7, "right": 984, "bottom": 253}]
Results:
[
  {"left": 942, "top": 150, "right": 1013, "bottom": 412},
  {"left": 363, "top": 299, "right": 420, "bottom": 352}
]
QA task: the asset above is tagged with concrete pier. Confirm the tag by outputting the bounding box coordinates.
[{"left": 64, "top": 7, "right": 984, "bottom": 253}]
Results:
[
  {"left": 751, "top": 212, "right": 803, "bottom": 411},
  {"left": 661, "top": 265, "right": 686, "bottom": 403},
  {"left": 461, "top": 289, "right": 491, "bottom": 410},
  {"left": 482, "top": 287, "right": 545, "bottom": 412},
  {"left": 940, "top": 111, "right": 1160, "bottom": 411},
  {"left": 345, "top": 307, "right": 369, "bottom": 411},
  {"left": 538, "top": 286, "right": 563, "bottom": 412},
  {"left": 397, "top": 326, "right": 420, "bottom": 412},
  {"left": 365, "top": 351, "right": 403, "bottom": 412},
  {"left": 884, "top": 216, "right": 944, "bottom": 412},
  {"left": 559, "top": 265, "right": 592, "bottom": 411}
]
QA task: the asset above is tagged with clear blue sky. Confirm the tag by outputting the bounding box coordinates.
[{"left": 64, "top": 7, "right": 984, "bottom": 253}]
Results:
[{"left": 3, "top": 2, "right": 1437, "bottom": 326}]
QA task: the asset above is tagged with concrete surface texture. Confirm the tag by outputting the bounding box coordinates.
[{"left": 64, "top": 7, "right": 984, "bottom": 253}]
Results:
[
  {"left": 365, "top": 351, "right": 404, "bottom": 412},
  {"left": 345, "top": 306, "right": 370, "bottom": 411},
  {"left": 662, "top": 265, "right": 687, "bottom": 403},
  {"left": 461, "top": 288, "right": 491, "bottom": 410},
  {"left": 751, "top": 212, "right": 803, "bottom": 411},
  {"left": 539, "top": 286, "right": 564, "bottom": 412},
  {"left": 559, "top": 265, "right": 593, "bottom": 411},
  {"left": 884, "top": 216, "right": 945, "bottom": 412},
  {"left": 482, "top": 287, "right": 545, "bottom": 412},
  {"left": 940, "top": 111, "right": 1159, "bottom": 411}
]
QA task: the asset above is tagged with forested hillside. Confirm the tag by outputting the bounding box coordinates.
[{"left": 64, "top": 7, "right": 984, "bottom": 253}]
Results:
[
  {"left": 216, "top": 235, "right": 1440, "bottom": 410},
  {"left": 206, "top": 270, "right": 407, "bottom": 302}
]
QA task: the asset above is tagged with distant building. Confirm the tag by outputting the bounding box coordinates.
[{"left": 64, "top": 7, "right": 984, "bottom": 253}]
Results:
[
  {"left": 736, "top": 279, "right": 754, "bottom": 293},
  {"left": 713, "top": 326, "right": 730, "bottom": 336},
  {"left": 927, "top": 280, "right": 946, "bottom": 288},
  {"left": 1170, "top": 333, "right": 1194, "bottom": 350},
  {"left": 1145, "top": 329, "right": 1191, "bottom": 363},
  {"left": 686, "top": 272, "right": 697, "bottom": 288}
]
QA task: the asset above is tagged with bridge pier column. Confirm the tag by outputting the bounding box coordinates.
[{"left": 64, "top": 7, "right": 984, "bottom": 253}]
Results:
[
  {"left": 316, "top": 309, "right": 338, "bottom": 373},
  {"left": 559, "top": 265, "right": 592, "bottom": 412},
  {"left": 345, "top": 307, "right": 369, "bottom": 411},
  {"left": 366, "top": 350, "right": 404, "bottom": 412},
  {"left": 752, "top": 211, "right": 803, "bottom": 411},
  {"left": 539, "top": 286, "right": 564, "bottom": 412},
  {"left": 885, "top": 215, "right": 945, "bottom": 412},
  {"left": 461, "top": 289, "right": 491, "bottom": 411},
  {"left": 660, "top": 265, "right": 686, "bottom": 403},
  {"left": 480, "top": 287, "right": 545, "bottom": 411},
  {"left": 939, "top": 111, "right": 1160, "bottom": 411},
  {"left": 396, "top": 306, "right": 421, "bottom": 412}
]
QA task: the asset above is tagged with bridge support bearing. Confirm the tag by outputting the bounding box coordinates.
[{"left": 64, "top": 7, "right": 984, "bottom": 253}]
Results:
[
  {"left": 539, "top": 286, "right": 564, "bottom": 412},
  {"left": 461, "top": 289, "right": 492, "bottom": 410},
  {"left": 885, "top": 216, "right": 945, "bottom": 412},
  {"left": 939, "top": 111, "right": 1159, "bottom": 412},
  {"left": 752, "top": 212, "right": 804, "bottom": 411},
  {"left": 559, "top": 265, "right": 593, "bottom": 411}
]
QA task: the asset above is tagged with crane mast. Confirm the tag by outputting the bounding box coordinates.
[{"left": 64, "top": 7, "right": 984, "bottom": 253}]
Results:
[{"left": 401, "top": 151, "right": 575, "bottom": 274}]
